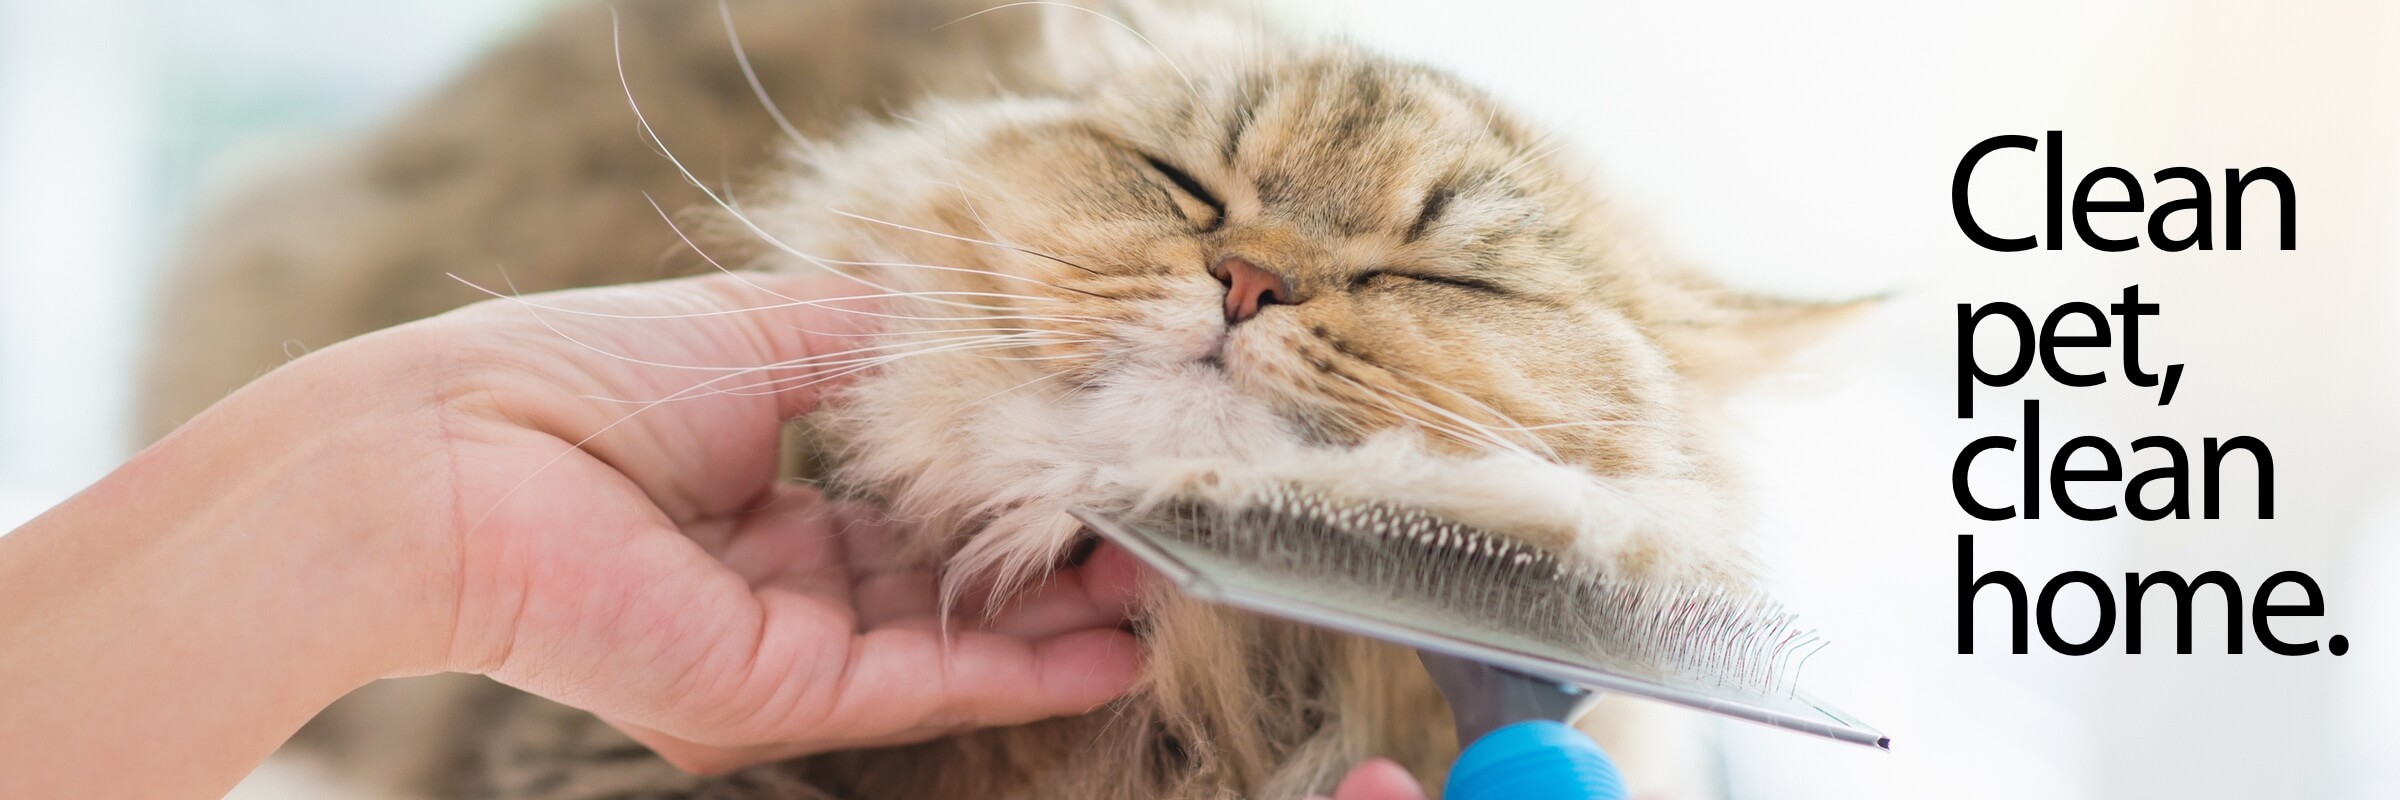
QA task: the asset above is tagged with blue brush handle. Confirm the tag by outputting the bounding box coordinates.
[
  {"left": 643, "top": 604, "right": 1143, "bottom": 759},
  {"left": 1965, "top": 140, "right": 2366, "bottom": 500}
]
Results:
[{"left": 1443, "top": 720, "right": 1626, "bottom": 800}]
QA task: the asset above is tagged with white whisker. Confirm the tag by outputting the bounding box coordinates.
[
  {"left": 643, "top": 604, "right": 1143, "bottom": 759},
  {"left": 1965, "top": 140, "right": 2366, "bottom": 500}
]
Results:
[
  {"left": 937, "top": 2, "right": 1196, "bottom": 97},
  {"left": 716, "top": 1, "right": 808, "bottom": 147},
  {"left": 827, "top": 207, "right": 1107, "bottom": 278},
  {"left": 1329, "top": 370, "right": 1549, "bottom": 463},
  {"left": 964, "top": 369, "right": 1068, "bottom": 407},
  {"left": 1383, "top": 365, "right": 1564, "bottom": 458},
  {"left": 496, "top": 286, "right": 1073, "bottom": 376},
  {"left": 666, "top": 337, "right": 1082, "bottom": 402},
  {"left": 609, "top": 18, "right": 1028, "bottom": 317},
  {"left": 639, "top": 192, "right": 814, "bottom": 307},
  {"left": 1326, "top": 371, "right": 1494, "bottom": 450},
  {"left": 1378, "top": 381, "right": 1554, "bottom": 461},
  {"left": 449, "top": 272, "right": 1105, "bottom": 330},
  {"left": 807, "top": 253, "right": 1091, "bottom": 297},
  {"left": 925, "top": 180, "right": 1114, "bottom": 291},
  {"left": 581, "top": 336, "right": 1060, "bottom": 405},
  {"left": 798, "top": 325, "right": 1070, "bottom": 339}
]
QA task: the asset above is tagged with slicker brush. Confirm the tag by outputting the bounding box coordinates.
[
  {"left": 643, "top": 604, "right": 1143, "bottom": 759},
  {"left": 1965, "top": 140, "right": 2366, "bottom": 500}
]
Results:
[{"left": 1071, "top": 485, "right": 1885, "bottom": 799}]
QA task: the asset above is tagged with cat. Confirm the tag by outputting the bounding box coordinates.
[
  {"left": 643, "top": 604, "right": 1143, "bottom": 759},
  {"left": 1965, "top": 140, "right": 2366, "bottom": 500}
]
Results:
[{"left": 142, "top": 1, "right": 1855, "bottom": 798}]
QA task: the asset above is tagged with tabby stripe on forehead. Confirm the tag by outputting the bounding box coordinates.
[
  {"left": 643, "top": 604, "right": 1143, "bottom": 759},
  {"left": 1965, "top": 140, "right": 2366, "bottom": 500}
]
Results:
[
  {"left": 1223, "top": 97, "right": 1257, "bottom": 165},
  {"left": 1405, "top": 184, "right": 1456, "bottom": 244}
]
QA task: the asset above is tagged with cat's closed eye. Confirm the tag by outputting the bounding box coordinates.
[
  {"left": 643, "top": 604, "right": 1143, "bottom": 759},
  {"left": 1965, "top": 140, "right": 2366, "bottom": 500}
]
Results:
[
  {"left": 1139, "top": 154, "right": 1224, "bottom": 231},
  {"left": 1348, "top": 269, "right": 1512, "bottom": 296}
]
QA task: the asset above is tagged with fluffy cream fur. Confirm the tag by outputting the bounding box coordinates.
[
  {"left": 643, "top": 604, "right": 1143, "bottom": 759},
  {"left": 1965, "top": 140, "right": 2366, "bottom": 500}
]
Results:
[
  {"left": 713, "top": 4, "right": 1844, "bottom": 797},
  {"left": 750, "top": 1, "right": 1791, "bottom": 608}
]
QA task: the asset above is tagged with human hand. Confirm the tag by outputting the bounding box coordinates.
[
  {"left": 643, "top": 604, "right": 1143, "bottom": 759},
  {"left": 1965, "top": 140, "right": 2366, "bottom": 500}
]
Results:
[
  {"left": 410, "top": 272, "right": 1150, "bottom": 771},
  {"left": 1312, "top": 759, "right": 1429, "bottom": 800},
  {"left": 0, "top": 271, "right": 1146, "bottom": 798}
]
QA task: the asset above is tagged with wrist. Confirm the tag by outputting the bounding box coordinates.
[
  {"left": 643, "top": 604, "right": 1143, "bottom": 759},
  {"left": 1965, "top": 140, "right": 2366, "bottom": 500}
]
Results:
[
  {"left": 126, "top": 327, "right": 470, "bottom": 682},
  {"left": 245, "top": 327, "right": 475, "bottom": 679},
  {"left": 0, "top": 330, "right": 465, "bottom": 795}
]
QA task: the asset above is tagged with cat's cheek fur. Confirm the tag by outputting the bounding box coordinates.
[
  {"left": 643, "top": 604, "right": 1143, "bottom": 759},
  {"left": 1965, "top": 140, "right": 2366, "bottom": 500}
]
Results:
[
  {"left": 827, "top": 313, "right": 1752, "bottom": 596},
  {"left": 1110, "top": 293, "right": 1230, "bottom": 367},
  {"left": 819, "top": 338, "right": 1307, "bottom": 599}
]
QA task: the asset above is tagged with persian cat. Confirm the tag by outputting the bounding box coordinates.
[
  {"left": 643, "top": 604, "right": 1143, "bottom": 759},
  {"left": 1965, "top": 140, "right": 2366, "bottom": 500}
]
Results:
[{"left": 143, "top": 1, "right": 1853, "bottom": 798}]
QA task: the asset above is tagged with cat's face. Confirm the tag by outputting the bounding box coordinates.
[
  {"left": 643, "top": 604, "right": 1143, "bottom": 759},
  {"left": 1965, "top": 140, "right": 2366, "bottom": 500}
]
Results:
[
  {"left": 766, "top": 9, "right": 1843, "bottom": 586},
  {"left": 799, "top": 54, "right": 1696, "bottom": 464},
  {"left": 1016, "top": 53, "right": 1685, "bottom": 473}
]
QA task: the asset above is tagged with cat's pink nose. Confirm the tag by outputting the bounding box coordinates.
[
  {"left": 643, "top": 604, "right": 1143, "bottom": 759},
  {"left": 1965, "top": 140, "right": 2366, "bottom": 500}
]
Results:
[{"left": 1211, "top": 256, "right": 1293, "bottom": 325}]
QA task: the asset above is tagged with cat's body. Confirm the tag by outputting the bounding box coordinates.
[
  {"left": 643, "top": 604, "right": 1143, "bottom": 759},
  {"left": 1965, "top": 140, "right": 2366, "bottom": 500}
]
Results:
[
  {"left": 143, "top": 0, "right": 1046, "bottom": 441},
  {"left": 147, "top": 2, "right": 1841, "bottom": 798}
]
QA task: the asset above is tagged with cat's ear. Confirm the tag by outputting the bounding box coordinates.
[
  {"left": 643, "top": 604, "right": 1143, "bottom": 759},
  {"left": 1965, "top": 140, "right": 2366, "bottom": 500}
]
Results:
[
  {"left": 1036, "top": 0, "right": 1256, "bottom": 88},
  {"left": 1649, "top": 284, "right": 1881, "bottom": 392}
]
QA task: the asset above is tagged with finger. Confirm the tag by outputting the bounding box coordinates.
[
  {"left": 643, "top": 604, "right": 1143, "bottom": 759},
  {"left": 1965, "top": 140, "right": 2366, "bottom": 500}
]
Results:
[
  {"left": 980, "top": 544, "right": 1152, "bottom": 639},
  {"left": 1078, "top": 542, "right": 1155, "bottom": 613},
  {"left": 603, "top": 271, "right": 886, "bottom": 420},
  {"left": 585, "top": 575, "right": 1143, "bottom": 770},
  {"left": 680, "top": 516, "right": 741, "bottom": 560},
  {"left": 933, "top": 628, "right": 1144, "bottom": 726},
  {"left": 834, "top": 502, "right": 915, "bottom": 574},
  {"left": 476, "top": 273, "right": 883, "bottom": 515},
  {"left": 852, "top": 568, "right": 942, "bottom": 628},
  {"left": 603, "top": 719, "right": 778, "bottom": 777},
  {"left": 475, "top": 470, "right": 855, "bottom": 733},
  {"left": 826, "top": 625, "right": 1144, "bottom": 734},
  {"left": 1334, "top": 758, "right": 1429, "bottom": 800},
  {"left": 702, "top": 272, "right": 889, "bottom": 421},
  {"left": 608, "top": 712, "right": 977, "bottom": 776},
  {"left": 714, "top": 486, "right": 846, "bottom": 592}
]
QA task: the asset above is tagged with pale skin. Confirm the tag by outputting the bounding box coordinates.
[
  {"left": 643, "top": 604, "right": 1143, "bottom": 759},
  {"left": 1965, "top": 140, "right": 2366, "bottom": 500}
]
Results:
[{"left": 0, "top": 272, "right": 1420, "bottom": 800}]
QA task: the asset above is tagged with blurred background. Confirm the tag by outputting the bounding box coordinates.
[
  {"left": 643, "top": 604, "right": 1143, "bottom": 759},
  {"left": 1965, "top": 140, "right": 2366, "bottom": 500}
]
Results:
[
  {"left": 0, "top": 0, "right": 558, "bottom": 525},
  {"left": 2, "top": 1, "right": 2395, "bottom": 798}
]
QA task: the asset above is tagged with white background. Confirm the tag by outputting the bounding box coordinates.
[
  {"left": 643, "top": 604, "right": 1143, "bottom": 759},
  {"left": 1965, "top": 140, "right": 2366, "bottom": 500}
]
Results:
[{"left": 4, "top": 1, "right": 2397, "bottom": 798}]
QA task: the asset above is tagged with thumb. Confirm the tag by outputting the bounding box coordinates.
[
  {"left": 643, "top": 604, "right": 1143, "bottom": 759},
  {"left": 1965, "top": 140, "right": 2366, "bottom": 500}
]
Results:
[
  {"left": 754, "top": 617, "right": 1146, "bottom": 745},
  {"left": 681, "top": 270, "right": 888, "bottom": 421}
]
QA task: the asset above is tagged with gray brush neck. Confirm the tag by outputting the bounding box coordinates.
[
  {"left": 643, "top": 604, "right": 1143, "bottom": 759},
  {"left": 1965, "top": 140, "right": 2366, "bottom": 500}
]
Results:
[{"left": 1420, "top": 650, "right": 1599, "bottom": 746}]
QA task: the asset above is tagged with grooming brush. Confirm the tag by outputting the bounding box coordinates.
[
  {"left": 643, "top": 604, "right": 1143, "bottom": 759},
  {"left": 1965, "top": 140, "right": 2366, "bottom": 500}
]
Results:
[{"left": 1069, "top": 486, "right": 1885, "bottom": 800}]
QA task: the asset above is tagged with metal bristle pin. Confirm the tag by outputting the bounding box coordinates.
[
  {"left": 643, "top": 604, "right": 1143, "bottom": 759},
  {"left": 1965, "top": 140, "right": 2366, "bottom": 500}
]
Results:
[
  {"left": 1071, "top": 485, "right": 1888, "bottom": 781},
  {"left": 1158, "top": 486, "right": 1815, "bottom": 694}
]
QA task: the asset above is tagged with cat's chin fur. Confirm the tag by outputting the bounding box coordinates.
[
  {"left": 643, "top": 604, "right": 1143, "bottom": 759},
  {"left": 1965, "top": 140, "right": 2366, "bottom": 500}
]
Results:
[
  {"left": 815, "top": 351, "right": 1294, "bottom": 602},
  {"left": 807, "top": 360, "right": 1749, "bottom": 797},
  {"left": 824, "top": 349, "right": 1751, "bottom": 612}
]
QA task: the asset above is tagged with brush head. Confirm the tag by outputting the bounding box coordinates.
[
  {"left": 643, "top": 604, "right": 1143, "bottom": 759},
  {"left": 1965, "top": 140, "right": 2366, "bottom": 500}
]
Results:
[{"left": 1072, "top": 484, "right": 1888, "bottom": 749}]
